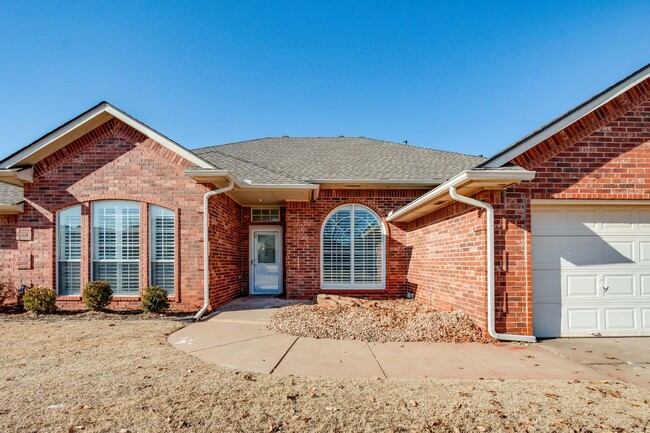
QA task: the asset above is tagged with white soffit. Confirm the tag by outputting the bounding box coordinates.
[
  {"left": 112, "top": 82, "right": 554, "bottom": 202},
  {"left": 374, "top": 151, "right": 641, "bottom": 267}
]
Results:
[{"left": 386, "top": 169, "right": 536, "bottom": 223}]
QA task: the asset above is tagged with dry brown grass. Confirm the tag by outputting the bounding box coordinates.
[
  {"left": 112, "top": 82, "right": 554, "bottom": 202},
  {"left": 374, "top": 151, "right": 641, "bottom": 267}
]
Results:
[
  {"left": 1, "top": 320, "right": 649, "bottom": 433},
  {"left": 268, "top": 300, "right": 485, "bottom": 343}
]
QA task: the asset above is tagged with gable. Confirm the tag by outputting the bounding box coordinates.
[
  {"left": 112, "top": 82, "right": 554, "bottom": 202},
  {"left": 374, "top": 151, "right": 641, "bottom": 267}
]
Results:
[
  {"left": 481, "top": 63, "right": 650, "bottom": 169},
  {"left": 519, "top": 97, "right": 650, "bottom": 200},
  {"left": 0, "top": 102, "right": 214, "bottom": 170}
]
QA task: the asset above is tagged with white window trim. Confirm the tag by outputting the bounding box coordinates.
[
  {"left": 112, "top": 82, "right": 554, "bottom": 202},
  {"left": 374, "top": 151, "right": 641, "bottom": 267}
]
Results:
[
  {"left": 56, "top": 205, "right": 82, "bottom": 296},
  {"left": 320, "top": 204, "right": 386, "bottom": 290},
  {"left": 149, "top": 205, "right": 176, "bottom": 296},
  {"left": 90, "top": 200, "right": 141, "bottom": 296},
  {"left": 251, "top": 207, "right": 281, "bottom": 222}
]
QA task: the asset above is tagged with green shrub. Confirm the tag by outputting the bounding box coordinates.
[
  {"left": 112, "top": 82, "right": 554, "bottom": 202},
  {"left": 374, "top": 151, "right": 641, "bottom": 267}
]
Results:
[
  {"left": 142, "top": 286, "right": 169, "bottom": 313},
  {"left": 22, "top": 287, "right": 57, "bottom": 314},
  {"left": 83, "top": 281, "right": 112, "bottom": 311}
]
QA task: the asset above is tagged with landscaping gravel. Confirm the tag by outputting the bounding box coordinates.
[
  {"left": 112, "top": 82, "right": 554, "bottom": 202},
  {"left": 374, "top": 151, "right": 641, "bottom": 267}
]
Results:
[{"left": 268, "top": 299, "right": 486, "bottom": 343}]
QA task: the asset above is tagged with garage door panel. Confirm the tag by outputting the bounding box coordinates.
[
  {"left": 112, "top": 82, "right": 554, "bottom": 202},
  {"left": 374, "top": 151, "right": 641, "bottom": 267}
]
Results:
[
  {"left": 566, "top": 309, "right": 599, "bottom": 331},
  {"left": 642, "top": 309, "right": 650, "bottom": 329},
  {"left": 532, "top": 269, "right": 561, "bottom": 303},
  {"left": 533, "top": 303, "right": 561, "bottom": 338},
  {"left": 641, "top": 242, "right": 650, "bottom": 262},
  {"left": 604, "top": 308, "right": 636, "bottom": 330},
  {"left": 532, "top": 205, "right": 650, "bottom": 338},
  {"left": 602, "top": 275, "right": 635, "bottom": 297},
  {"left": 641, "top": 276, "right": 650, "bottom": 296},
  {"left": 566, "top": 275, "right": 598, "bottom": 297}
]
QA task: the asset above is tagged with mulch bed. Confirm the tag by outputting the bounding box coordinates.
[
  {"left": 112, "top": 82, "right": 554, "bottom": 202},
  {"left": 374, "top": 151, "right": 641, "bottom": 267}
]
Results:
[
  {"left": 268, "top": 299, "right": 486, "bottom": 343},
  {"left": 0, "top": 308, "right": 193, "bottom": 322}
]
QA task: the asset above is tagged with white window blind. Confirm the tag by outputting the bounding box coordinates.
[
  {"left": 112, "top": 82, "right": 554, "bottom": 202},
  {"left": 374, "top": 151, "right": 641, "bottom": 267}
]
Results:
[
  {"left": 57, "top": 205, "right": 81, "bottom": 295},
  {"left": 150, "top": 205, "right": 175, "bottom": 295},
  {"left": 92, "top": 201, "right": 140, "bottom": 295},
  {"left": 321, "top": 205, "right": 384, "bottom": 289}
]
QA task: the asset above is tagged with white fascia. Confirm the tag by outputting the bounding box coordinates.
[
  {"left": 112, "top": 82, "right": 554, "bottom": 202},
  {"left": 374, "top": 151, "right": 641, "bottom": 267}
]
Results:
[
  {"left": 482, "top": 64, "right": 650, "bottom": 168},
  {"left": 0, "top": 168, "right": 33, "bottom": 186},
  {"left": 1, "top": 103, "right": 214, "bottom": 170},
  {"left": 0, "top": 203, "right": 23, "bottom": 214},
  {"left": 386, "top": 169, "right": 536, "bottom": 222}
]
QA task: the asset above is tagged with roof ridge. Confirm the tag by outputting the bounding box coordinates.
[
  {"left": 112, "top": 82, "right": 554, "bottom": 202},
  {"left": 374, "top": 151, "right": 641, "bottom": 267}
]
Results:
[{"left": 192, "top": 136, "right": 485, "bottom": 159}]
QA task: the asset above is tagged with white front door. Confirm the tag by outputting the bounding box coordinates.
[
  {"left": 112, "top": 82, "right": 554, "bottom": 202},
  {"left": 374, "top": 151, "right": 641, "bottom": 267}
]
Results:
[
  {"left": 532, "top": 205, "right": 650, "bottom": 338},
  {"left": 250, "top": 227, "right": 283, "bottom": 295}
]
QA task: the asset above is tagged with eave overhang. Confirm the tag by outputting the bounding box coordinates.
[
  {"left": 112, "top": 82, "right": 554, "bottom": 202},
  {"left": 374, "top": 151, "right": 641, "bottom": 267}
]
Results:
[
  {"left": 0, "top": 203, "right": 23, "bottom": 215},
  {"left": 0, "top": 167, "right": 33, "bottom": 186},
  {"left": 184, "top": 169, "right": 320, "bottom": 205},
  {"left": 0, "top": 102, "right": 215, "bottom": 170},
  {"left": 386, "top": 168, "right": 536, "bottom": 223}
]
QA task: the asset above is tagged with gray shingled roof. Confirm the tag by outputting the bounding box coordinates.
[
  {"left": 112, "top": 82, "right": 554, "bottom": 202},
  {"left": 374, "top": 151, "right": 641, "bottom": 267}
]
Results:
[
  {"left": 0, "top": 182, "right": 23, "bottom": 205},
  {"left": 192, "top": 137, "right": 485, "bottom": 184}
]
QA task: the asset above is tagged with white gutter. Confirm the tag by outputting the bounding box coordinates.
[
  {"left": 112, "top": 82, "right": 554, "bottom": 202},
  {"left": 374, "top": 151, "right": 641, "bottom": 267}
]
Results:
[
  {"left": 387, "top": 169, "right": 536, "bottom": 222},
  {"left": 0, "top": 203, "right": 23, "bottom": 214},
  {"left": 0, "top": 168, "right": 33, "bottom": 186},
  {"left": 194, "top": 179, "right": 235, "bottom": 321},
  {"left": 449, "top": 186, "right": 536, "bottom": 343},
  {"left": 304, "top": 178, "right": 446, "bottom": 185}
]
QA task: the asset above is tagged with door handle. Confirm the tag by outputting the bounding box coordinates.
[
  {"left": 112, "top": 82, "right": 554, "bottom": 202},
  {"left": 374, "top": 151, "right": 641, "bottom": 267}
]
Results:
[{"left": 603, "top": 286, "right": 609, "bottom": 293}]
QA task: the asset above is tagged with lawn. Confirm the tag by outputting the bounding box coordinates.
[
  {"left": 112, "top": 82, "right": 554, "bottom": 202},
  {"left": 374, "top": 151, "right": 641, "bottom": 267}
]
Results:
[{"left": 1, "top": 319, "right": 649, "bottom": 432}]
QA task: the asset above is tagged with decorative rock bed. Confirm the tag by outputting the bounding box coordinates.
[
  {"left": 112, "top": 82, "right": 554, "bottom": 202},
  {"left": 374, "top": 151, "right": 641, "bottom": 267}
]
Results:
[{"left": 268, "top": 296, "right": 485, "bottom": 343}]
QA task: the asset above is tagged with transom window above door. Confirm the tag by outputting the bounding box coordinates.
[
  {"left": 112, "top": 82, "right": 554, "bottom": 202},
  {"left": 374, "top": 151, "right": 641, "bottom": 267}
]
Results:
[
  {"left": 251, "top": 208, "right": 280, "bottom": 222},
  {"left": 321, "top": 204, "right": 385, "bottom": 289}
]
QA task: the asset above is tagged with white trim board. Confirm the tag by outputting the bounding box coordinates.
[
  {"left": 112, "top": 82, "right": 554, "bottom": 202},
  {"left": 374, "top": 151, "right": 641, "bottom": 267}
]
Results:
[
  {"left": 1, "top": 102, "right": 214, "bottom": 170},
  {"left": 481, "top": 63, "right": 650, "bottom": 168}
]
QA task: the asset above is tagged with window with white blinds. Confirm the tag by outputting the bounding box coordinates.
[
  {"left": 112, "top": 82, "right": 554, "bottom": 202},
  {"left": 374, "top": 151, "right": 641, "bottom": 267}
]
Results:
[
  {"left": 92, "top": 201, "right": 140, "bottom": 295},
  {"left": 150, "top": 205, "right": 175, "bottom": 295},
  {"left": 321, "top": 205, "right": 385, "bottom": 289},
  {"left": 57, "top": 205, "right": 81, "bottom": 295}
]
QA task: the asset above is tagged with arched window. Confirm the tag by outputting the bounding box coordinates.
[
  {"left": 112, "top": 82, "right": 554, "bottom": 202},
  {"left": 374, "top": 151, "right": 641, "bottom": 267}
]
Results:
[
  {"left": 92, "top": 201, "right": 140, "bottom": 295},
  {"left": 321, "top": 204, "right": 385, "bottom": 289}
]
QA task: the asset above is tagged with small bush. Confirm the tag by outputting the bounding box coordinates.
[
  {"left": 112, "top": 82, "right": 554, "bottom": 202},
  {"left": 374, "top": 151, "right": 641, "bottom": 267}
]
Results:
[
  {"left": 22, "top": 287, "right": 57, "bottom": 314},
  {"left": 142, "top": 286, "right": 169, "bottom": 313},
  {"left": 83, "top": 281, "right": 113, "bottom": 311}
]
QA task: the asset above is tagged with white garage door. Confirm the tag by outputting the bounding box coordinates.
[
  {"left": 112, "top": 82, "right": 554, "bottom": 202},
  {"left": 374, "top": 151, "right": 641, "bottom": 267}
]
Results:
[{"left": 532, "top": 205, "right": 650, "bottom": 338}]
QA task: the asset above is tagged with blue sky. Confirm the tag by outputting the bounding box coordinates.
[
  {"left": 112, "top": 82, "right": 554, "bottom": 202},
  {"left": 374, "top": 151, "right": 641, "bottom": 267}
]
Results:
[{"left": 0, "top": 1, "right": 648, "bottom": 158}]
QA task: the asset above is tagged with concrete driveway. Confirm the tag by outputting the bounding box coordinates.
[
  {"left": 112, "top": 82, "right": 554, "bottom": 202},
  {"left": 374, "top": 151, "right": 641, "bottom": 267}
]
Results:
[
  {"left": 539, "top": 337, "right": 650, "bottom": 391},
  {"left": 168, "top": 297, "right": 619, "bottom": 382}
]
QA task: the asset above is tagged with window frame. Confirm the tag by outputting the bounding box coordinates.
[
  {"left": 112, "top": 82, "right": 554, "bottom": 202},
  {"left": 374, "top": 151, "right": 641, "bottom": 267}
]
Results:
[
  {"left": 90, "top": 200, "right": 141, "bottom": 296},
  {"left": 251, "top": 207, "right": 281, "bottom": 223},
  {"left": 320, "top": 204, "right": 386, "bottom": 290},
  {"left": 56, "top": 204, "right": 82, "bottom": 296},
  {"left": 149, "top": 204, "right": 176, "bottom": 296}
]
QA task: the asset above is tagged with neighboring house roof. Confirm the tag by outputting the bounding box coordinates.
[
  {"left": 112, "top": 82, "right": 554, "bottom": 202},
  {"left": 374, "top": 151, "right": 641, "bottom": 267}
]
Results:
[
  {"left": 0, "top": 102, "right": 215, "bottom": 170},
  {"left": 0, "top": 182, "right": 23, "bottom": 205},
  {"left": 192, "top": 137, "right": 485, "bottom": 185},
  {"left": 480, "top": 62, "right": 650, "bottom": 168}
]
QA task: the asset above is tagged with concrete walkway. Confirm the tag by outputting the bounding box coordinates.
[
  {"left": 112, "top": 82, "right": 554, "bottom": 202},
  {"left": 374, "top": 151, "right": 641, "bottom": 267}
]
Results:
[
  {"left": 539, "top": 337, "right": 650, "bottom": 391},
  {"left": 168, "top": 297, "right": 608, "bottom": 381}
]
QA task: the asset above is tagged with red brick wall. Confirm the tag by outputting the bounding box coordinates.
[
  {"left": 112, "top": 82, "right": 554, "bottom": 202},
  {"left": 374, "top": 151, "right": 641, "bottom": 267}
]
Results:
[
  {"left": 208, "top": 194, "right": 244, "bottom": 308},
  {"left": 0, "top": 119, "right": 213, "bottom": 311},
  {"left": 405, "top": 193, "right": 493, "bottom": 331},
  {"left": 405, "top": 77, "right": 650, "bottom": 336},
  {"left": 284, "top": 189, "right": 425, "bottom": 299}
]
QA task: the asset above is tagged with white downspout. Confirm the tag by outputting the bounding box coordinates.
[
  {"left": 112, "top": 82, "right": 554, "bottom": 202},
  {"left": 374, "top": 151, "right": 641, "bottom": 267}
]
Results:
[
  {"left": 194, "top": 179, "right": 235, "bottom": 321},
  {"left": 449, "top": 186, "right": 536, "bottom": 343}
]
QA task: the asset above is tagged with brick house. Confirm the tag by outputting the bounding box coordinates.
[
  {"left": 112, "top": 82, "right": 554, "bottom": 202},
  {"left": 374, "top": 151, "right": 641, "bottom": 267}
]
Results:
[{"left": 1, "top": 63, "right": 649, "bottom": 339}]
